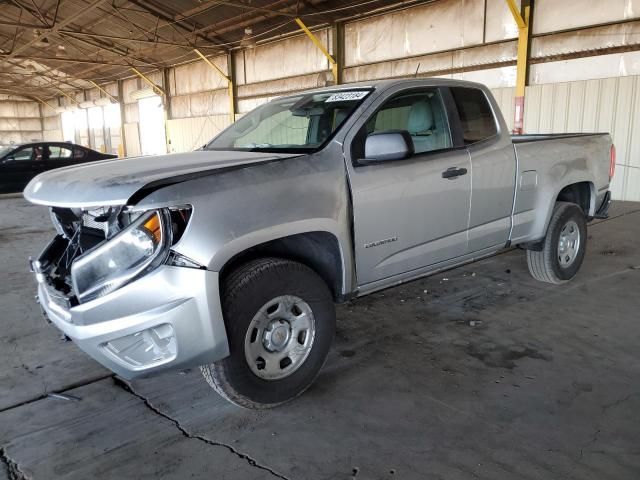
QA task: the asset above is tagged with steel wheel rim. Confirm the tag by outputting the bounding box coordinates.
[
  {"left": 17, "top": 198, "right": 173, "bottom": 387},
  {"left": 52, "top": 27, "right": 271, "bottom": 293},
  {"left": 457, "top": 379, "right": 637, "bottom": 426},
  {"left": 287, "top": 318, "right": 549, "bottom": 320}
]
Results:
[
  {"left": 244, "top": 295, "right": 316, "bottom": 381},
  {"left": 558, "top": 220, "right": 581, "bottom": 268}
]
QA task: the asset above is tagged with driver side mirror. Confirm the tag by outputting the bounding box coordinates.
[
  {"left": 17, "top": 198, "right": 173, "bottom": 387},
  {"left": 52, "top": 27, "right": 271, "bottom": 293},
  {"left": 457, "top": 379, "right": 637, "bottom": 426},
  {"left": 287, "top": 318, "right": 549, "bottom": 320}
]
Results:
[
  {"left": 361, "top": 130, "right": 414, "bottom": 164},
  {"left": 1, "top": 156, "right": 15, "bottom": 165}
]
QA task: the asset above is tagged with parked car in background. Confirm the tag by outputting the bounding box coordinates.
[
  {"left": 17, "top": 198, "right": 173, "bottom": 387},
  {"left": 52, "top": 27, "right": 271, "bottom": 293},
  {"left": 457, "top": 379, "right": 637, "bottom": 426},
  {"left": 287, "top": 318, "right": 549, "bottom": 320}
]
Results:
[{"left": 0, "top": 141, "right": 117, "bottom": 194}]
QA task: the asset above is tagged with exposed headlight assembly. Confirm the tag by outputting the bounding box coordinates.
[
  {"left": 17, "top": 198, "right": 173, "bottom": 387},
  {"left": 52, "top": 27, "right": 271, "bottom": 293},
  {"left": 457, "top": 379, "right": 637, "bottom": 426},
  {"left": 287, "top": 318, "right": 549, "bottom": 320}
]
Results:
[{"left": 71, "top": 210, "right": 171, "bottom": 303}]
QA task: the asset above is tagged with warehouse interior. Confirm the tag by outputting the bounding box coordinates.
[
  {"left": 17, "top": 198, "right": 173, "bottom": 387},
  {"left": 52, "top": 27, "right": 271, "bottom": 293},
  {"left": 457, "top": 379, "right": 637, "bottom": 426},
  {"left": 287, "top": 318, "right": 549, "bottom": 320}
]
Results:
[{"left": 1, "top": 1, "right": 639, "bottom": 479}]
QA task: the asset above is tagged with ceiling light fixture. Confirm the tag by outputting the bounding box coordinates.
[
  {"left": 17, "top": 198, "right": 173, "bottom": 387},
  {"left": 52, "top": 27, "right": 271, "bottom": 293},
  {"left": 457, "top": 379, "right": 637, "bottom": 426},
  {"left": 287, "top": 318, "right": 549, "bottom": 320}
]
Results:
[
  {"left": 33, "top": 30, "right": 50, "bottom": 48},
  {"left": 240, "top": 27, "right": 256, "bottom": 49}
]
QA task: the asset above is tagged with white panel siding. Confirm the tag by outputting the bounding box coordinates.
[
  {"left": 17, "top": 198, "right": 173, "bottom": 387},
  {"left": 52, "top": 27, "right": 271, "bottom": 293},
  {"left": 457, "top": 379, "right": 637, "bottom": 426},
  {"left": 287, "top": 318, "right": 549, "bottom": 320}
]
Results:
[
  {"left": 43, "top": 129, "right": 63, "bottom": 141},
  {"left": 533, "top": 0, "right": 640, "bottom": 34},
  {"left": 490, "top": 86, "right": 515, "bottom": 132},
  {"left": 166, "top": 115, "right": 231, "bottom": 153},
  {"left": 241, "top": 31, "right": 330, "bottom": 84},
  {"left": 492, "top": 75, "right": 640, "bottom": 201},
  {"left": 344, "top": 0, "right": 484, "bottom": 67},
  {"left": 123, "top": 123, "right": 141, "bottom": 157}
]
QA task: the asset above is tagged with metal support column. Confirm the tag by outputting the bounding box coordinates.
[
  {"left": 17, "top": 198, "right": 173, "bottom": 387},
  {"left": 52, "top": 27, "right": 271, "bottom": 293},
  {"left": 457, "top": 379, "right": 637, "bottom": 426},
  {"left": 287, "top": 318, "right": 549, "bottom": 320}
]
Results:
[
  {"left": 333, "top": 21, "right": 345, "bottom": 85},
  {"left": 506, "top": 0, "right": 531, "bottom": 134},
  {"left": 227, "top": 52, "right": 238, "bottom": 123},
  {"left": 117, "top": 79, "right": 127, "bottom": 157},
  {"left": 295, "top": 17, "right": 339, "bottom": 84},
  {"left": 194, "top": 48, "right": 236, "bottom": 124},
  {"left": 162, "top": 68, "right": 172, "bottom": 120}
]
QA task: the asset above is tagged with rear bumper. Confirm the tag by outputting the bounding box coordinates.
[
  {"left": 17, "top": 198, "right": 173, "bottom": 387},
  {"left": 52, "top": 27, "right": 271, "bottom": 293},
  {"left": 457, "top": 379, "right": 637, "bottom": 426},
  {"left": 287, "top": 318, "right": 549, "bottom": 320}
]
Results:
[{"left": 36, "top": 264, "right": 229, "bottom": 379}]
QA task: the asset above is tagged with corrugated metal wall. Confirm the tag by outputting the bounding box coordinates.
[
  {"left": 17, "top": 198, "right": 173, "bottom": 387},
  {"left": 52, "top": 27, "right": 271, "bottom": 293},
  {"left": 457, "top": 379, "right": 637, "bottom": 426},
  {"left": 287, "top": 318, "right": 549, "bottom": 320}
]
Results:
[
  {"left": 167, "top": 115, "right": 231, "bottom": 153},
  {"left": 0, "top": 100, "right": 42, "bottom": 144},
  {"left": 42, "top": 103, "right": 62, "bottom": 142},
  {"left": 492, "top": 75, "right": 640, "bottom": 201}
]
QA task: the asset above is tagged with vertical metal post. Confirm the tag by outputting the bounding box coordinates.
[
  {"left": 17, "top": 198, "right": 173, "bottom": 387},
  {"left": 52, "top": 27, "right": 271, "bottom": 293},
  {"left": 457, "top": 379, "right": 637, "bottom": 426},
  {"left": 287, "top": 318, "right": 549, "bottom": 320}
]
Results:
[
  {"left": 162, "top": 68, "right": 172, "bottom": 153},
  {"left": 37, "top": 102, "right": 44, "bottom": 141},
  {"left": 506, "top": 0, "right": 531, "bottom": 134},
  {"left": 333, "top": 21, "right": 345, "bottom": 85},
  {"left": 227, "top": 52, "right": 237, "bottom": 123},
  {"left": 117, "top": 79, "right": 127, "bottom": 157}
]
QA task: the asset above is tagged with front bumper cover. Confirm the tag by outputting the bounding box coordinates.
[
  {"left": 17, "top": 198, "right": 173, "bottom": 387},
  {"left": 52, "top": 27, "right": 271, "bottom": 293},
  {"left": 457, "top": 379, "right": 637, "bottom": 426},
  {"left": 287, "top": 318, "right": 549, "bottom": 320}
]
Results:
[{"left": 34, "top": 258, "right": 229, "bottom": 379}]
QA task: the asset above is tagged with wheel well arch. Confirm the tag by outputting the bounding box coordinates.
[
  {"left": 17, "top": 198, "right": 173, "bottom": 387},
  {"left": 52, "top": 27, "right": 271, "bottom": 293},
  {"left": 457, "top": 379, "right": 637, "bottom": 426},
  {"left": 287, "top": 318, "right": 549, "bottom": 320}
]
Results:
[
  {"left": 556, "top": 181, "right": 595, "bottom": 216},
  {"left": 219, "top": 231, "right": 345, "bottom": 301}
]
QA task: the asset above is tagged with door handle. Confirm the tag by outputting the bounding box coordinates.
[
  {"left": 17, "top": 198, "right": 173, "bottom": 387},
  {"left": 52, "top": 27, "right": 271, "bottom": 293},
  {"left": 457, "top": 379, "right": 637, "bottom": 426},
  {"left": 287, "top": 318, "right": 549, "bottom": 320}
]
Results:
[{"left": 441, "top": 167, "right": 468, "bottom": 179}]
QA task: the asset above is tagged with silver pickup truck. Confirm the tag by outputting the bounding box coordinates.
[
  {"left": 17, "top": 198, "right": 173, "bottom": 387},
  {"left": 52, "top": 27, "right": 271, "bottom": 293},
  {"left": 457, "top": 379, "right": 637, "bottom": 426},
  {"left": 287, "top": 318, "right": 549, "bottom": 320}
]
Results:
[{"left": 25, "top": 79, "right": 614, "bottom": 409}]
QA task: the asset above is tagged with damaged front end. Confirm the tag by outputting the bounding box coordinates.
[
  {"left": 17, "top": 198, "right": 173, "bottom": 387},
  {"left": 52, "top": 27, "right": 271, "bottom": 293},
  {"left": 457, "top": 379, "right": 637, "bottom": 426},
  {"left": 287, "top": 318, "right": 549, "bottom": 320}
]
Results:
[
  {"left": 29, "top": 203, "right": 230, "bottom": 378},
  {"left": 32, "top": 205, "right": 193, "bottom": 310}
]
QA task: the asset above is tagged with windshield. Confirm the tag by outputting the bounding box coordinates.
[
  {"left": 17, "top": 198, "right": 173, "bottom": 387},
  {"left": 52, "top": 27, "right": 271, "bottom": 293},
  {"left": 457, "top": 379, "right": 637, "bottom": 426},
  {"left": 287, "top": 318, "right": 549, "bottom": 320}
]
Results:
[{"left": 205, "top": 89, "right": 372, "bottom": 153}]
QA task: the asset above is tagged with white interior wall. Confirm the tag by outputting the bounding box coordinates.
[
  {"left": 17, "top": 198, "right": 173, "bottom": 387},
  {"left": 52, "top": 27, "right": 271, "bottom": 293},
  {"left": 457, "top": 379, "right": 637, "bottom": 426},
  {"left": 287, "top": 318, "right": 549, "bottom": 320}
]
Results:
[
  {"left": 0, "top": 99, "right": 42, "bottom": 144},
  {"left": 42, "top": 103, "right": 62, "bottom": 142},
  {"left": 532, "top": 0, "right": 640, "bottom": 34},
  {"left": 492, "top": 75, "right": 640, "bottom": 202}
]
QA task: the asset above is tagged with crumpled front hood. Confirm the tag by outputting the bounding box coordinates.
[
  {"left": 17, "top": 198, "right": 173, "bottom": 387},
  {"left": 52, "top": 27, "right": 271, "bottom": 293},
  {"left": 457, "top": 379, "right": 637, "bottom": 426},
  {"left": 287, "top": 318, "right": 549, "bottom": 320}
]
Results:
[{"left": 23, "top": 150, "right": 299, "bottom": 208}]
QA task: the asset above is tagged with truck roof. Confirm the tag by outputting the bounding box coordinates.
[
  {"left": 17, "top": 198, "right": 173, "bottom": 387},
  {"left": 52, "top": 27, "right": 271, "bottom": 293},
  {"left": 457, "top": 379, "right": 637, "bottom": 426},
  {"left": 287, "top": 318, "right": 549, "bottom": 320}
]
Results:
[{"left": 282, "top": 77, "right": 487, "bottom": 98}]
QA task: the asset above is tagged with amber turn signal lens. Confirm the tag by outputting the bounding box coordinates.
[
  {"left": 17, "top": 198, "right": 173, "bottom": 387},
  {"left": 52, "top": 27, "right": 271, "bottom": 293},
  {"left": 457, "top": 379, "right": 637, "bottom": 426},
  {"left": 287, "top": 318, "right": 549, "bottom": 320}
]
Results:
[{"left": 143, "top": 213, "right": 162, "bottom": 243}]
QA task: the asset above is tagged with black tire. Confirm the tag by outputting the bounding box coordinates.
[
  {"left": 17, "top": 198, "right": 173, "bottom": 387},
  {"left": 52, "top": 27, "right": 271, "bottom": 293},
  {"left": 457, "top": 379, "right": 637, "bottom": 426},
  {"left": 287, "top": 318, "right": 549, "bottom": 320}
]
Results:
[
  {"left": 201, "top": 257, "right": 335, "bottom": 409},
  {"left": 526, "top": 202, "right": 587, "bottom": 284}
]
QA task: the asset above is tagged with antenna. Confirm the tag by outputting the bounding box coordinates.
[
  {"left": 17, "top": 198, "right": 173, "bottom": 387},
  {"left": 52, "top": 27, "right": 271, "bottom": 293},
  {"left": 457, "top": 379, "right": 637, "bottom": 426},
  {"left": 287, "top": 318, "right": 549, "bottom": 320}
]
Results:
[{"left": 414, "top": 63, "right": 421, "bottom": 77}]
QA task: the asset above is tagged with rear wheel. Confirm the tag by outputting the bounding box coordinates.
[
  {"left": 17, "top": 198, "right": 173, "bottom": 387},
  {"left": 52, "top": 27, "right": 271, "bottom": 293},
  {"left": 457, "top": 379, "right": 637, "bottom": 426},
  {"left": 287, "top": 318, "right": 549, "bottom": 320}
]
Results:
[
  {"left": 201, "top": 257, "right": 335, "bottom": 409},
  {"left": 526, "top": 202, "right": 587, "bottom": 284}
]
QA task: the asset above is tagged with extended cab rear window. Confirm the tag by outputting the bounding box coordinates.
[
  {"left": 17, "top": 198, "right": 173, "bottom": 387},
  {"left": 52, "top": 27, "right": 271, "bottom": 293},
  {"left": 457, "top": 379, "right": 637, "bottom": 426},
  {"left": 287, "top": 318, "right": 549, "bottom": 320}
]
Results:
[{"left": 450, "top": 87, "right": 498, "bottom": 145}]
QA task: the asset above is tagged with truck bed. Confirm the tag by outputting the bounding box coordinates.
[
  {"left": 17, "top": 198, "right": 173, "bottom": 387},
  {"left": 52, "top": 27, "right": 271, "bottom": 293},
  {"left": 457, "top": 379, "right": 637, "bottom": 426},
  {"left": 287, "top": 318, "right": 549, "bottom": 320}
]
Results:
[
  {"left": 511, "top": 133, "right": 609, "bottom": 144},
  {"left": 509, "top": 132, "right": 612, "bottom": 245}
]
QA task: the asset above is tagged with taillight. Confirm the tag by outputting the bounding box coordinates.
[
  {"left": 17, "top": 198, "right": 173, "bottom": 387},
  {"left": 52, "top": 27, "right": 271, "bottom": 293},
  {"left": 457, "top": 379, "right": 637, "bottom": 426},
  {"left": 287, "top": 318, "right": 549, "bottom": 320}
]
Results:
[{"left": 609, "top": 144, "right": 616, "bottom": 180}]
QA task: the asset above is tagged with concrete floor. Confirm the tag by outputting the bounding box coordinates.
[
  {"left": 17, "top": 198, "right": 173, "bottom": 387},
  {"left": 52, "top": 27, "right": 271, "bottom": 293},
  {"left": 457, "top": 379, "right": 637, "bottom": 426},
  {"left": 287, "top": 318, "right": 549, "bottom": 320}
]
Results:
[{"left": 1, "top": 196, "right": 639, "bottom": 480}]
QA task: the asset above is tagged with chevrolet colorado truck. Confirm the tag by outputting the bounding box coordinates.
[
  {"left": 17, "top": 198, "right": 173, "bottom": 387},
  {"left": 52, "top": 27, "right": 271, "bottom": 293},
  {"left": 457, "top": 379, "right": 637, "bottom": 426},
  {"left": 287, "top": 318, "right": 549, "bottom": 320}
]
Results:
[{"left": 25, "top": 79, "right": 614, "bottom": 409}]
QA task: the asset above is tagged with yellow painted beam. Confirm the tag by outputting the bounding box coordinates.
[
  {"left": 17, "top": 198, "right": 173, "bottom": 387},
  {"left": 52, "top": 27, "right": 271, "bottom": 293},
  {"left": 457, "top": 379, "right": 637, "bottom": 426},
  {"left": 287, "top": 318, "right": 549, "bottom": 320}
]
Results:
[
  {"left": 505, "top": 0, "right": 530, "bottom": 133},
  {"left": 194, "top": 48, "right": 235, "bottom": 121},
  {"left": 515, "top": 5, "right": 530, "bottom": 99},
  {"left": 505, "top": 0, "right": 526, "bottom": 29},
  {"left": 89, "top": 80, "right": 118, "bottom": 103},
  {"left": 194, "top": 48, "right": 229, "bottom": 81},
  {"left": 130, "top": 67, "right": 165, "bottom": 96},
  {"left": 295, "top": 17, "right": 338, "bottom": 83},
  {"left": 33, "top": 95, "right": 57, "bottom": 110},
  {"left": 55, "top": 87, "right": 80, "bottom": 105}
]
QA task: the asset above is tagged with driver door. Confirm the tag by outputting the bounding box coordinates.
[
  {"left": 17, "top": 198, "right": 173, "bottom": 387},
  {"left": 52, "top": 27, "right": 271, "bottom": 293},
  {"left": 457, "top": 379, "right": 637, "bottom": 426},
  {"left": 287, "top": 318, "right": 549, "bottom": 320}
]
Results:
[{"left": 345, "top": 86, "right": 472, "bottom": 287}]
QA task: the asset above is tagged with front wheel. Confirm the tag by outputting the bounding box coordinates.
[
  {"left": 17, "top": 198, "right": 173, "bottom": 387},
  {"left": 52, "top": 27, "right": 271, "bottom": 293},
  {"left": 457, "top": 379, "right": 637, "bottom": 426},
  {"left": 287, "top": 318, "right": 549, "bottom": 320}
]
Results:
[
  {"left": 526, "top": 202, "right": 587, "bottom": 284},
  {"left": 201, "top": 257, "right": 335, "bottom": 409}
]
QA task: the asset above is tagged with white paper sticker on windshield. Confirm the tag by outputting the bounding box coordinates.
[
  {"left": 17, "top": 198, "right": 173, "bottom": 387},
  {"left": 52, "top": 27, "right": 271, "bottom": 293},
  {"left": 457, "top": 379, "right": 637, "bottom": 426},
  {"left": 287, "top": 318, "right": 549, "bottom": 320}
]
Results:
[{"left": 325, "top": 91, "right": 369, "bottom": 102}]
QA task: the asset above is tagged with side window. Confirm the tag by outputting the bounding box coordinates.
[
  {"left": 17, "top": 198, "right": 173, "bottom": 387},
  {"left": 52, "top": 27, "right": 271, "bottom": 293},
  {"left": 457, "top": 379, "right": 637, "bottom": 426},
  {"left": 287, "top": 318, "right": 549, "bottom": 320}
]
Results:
[
  {"left": 34, "top": 145, "right": 52, "bottom": 161},
  {"left": 450, "top": 87, "right": 498, "bottom": 145},
  {"left": 12, "top": 147, "right": 34, "bottom": 161},
  {"left": 73, "top": 147, "right": 87, "bottom": 160},
  {"left": 49, "top": 146, "right": 73, "bottom": 161},
  {"left": 366, "top": 89, "right": 452, "bottom": 154}
]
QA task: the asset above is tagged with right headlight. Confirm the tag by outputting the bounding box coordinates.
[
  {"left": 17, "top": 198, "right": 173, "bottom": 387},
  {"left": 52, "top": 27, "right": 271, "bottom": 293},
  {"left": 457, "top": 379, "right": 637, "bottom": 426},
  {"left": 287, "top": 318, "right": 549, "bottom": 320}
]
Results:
[{"left": 71, "top": 210, "right": 170, "bottom": 303}]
